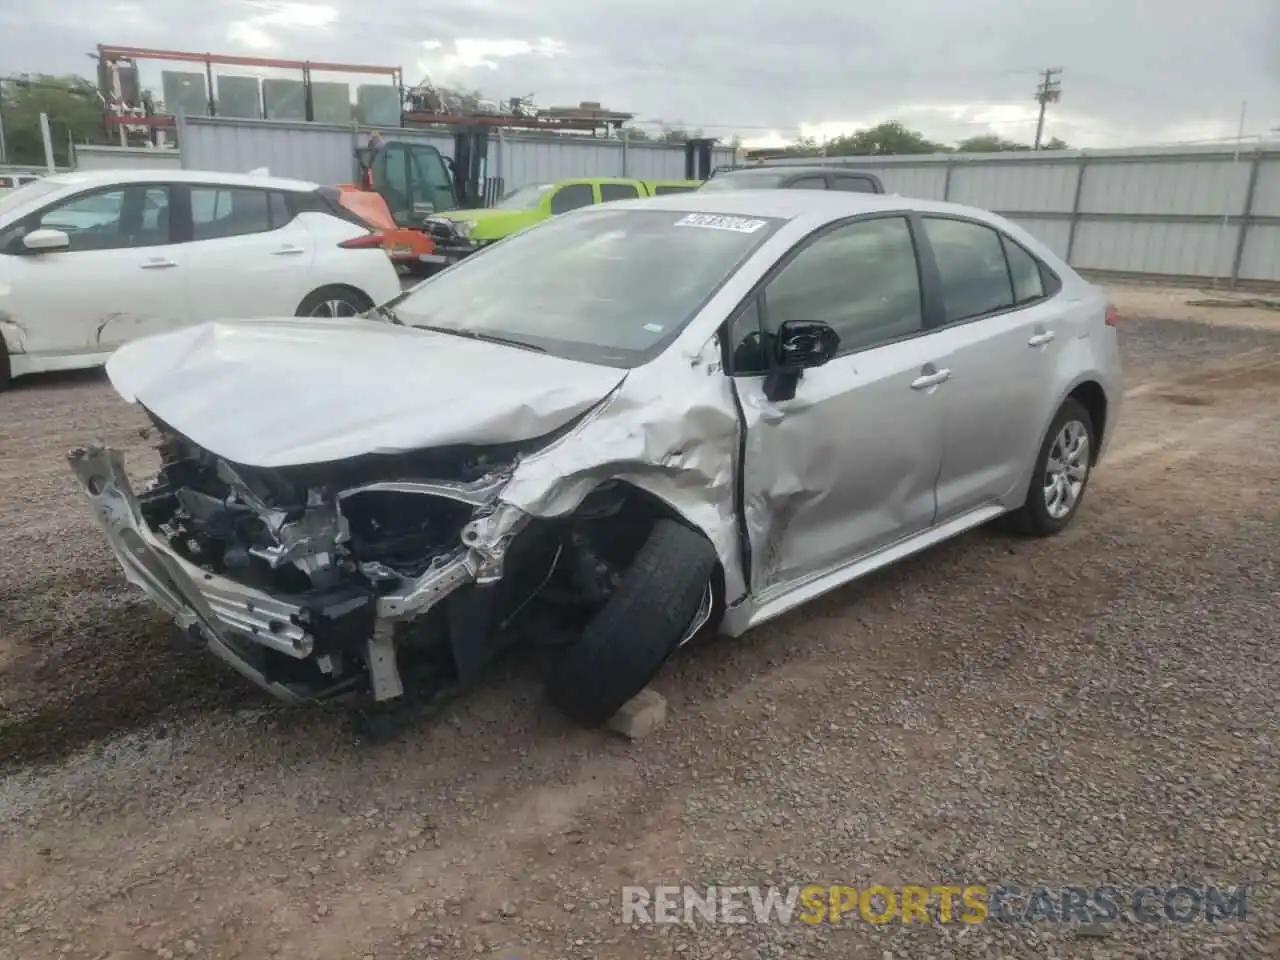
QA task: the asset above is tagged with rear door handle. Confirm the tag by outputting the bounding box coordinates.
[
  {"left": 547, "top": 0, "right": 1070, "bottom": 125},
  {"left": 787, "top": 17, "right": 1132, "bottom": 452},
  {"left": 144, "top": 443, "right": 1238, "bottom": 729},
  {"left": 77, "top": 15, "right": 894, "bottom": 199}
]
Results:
[
  {"left": 273, "top": 246, "right": 305, "bottom": 256},
  {"left": 139, "top": 258, "right": 177, "bottom": 269},
  {"left": 911, "top": 368, "right": 951, "bottom": 390},
  {"left": 1028, "top": 330, "right": 1056, "bottom": 346}
]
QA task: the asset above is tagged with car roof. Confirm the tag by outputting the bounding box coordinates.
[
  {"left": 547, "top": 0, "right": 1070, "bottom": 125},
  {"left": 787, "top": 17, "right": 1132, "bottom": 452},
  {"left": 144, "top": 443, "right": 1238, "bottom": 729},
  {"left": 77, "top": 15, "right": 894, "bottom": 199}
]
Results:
[
  {"left": 727, "top": 165, "right": 879, "bottom": 177},
  {"left": 38, "top": 168, "right": 320, "bottom": 193},
  {"left": 603, "top": 189, "right": 1002, "bottom": 225}
]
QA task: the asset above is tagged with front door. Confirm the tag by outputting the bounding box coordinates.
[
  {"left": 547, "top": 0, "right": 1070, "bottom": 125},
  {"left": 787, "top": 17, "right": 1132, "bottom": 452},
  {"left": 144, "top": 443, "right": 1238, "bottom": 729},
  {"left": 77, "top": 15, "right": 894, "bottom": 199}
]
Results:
[
  {"left": 0, "top": 183, "right": 186, "bottom": 356},
  {"left": 728, "top": 214, "right": 948, "bottom": 598}
]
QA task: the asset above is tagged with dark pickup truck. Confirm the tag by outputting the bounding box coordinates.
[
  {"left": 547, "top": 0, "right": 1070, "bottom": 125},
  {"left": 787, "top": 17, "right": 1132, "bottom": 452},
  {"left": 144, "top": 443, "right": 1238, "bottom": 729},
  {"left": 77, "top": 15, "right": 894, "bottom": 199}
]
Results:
[{"left": 699, "top": 164, "right": 885, "bottom": 195}]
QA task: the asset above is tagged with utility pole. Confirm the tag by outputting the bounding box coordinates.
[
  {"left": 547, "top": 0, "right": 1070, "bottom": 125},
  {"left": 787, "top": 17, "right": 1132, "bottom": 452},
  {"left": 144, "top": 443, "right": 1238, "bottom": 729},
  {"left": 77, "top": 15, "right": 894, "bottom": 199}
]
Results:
[{"left": 1033, "top": 68, "right": 1062, "bottom": 150}]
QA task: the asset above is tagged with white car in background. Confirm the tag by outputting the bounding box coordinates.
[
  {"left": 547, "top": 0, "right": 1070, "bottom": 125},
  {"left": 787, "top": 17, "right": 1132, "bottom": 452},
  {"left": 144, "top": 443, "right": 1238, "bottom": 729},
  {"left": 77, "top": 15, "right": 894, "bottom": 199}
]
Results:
[
  {"left": 0, "top": 173, "right": 42, "bottom": 191},
  {"left": 0, "top": 169, "right": 402, "bottom": 389}
]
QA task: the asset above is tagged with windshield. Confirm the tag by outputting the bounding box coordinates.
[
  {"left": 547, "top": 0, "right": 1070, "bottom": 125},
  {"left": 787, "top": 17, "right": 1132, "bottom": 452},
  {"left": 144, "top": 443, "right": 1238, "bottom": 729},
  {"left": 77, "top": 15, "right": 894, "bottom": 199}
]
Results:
[
  {"left": 699, "top": 170, "right": 788, "bottom": 192},
  {"left": 495, "top": 183, "right": 555, "bottom": 210},
  {"left": 391, "top": 208, "right": 781, "bottom": 367},
  {"left": 0, "top": 178, "right": 61, "bottom": 219}
]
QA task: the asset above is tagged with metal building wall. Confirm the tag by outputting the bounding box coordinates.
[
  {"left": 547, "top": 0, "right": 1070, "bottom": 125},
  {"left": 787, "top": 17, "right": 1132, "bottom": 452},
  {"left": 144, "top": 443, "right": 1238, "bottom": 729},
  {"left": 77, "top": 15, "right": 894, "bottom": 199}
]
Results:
[
  {"left": 178, "top": 116, "right": 734, "bottom": 195},
  {"left": 73, "top": 145, "right": 184, "bottom": 171},
  {"left": 176, "top": 117, "right": 453, "bottom": 185},
  {"left": 758, "top": 145, "right": 1280, "bottom": 286}
]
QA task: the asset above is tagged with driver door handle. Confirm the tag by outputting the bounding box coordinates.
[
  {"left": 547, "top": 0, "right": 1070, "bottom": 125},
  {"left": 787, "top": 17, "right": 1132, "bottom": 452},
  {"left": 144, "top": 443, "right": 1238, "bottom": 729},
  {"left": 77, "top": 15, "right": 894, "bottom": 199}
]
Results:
[
  {"left": 273, "top": 245, "right": 306, "bottom": 256},
  {"left": 139, "top": 258, "right": 177, "bottom": 269},
  {"left": 1028, "top": 330, "right": 1056, "bottom": 346},
  {"left": 911, "top": 368, "right": 951, "bottom": 390}
]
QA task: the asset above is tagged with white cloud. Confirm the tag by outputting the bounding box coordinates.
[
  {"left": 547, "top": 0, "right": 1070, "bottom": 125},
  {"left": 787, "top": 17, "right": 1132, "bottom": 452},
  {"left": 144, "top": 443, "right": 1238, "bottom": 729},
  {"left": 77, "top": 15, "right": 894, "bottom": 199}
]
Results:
[{"left": 226, "top": 2, "right": 338, "bottom": 51}]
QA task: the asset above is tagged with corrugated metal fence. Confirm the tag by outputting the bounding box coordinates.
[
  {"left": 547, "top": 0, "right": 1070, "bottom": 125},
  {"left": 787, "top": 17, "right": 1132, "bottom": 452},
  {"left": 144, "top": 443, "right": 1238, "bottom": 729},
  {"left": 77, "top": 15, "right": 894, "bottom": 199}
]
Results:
[
  {"left": 764, "top": 145, "right": 1280, "bottom": 286},
  {"left": 173, "top": 116, "right": 736, "bottom": 193},
  {"left": 73, "top": 145, "right": 183, "bottom": 171}
]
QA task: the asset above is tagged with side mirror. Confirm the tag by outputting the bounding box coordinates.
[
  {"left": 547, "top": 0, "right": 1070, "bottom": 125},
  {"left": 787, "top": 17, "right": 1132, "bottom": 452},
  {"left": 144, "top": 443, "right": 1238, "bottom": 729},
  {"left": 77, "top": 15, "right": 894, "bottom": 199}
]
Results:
[
  {"left": 763, "top": 320, "right": 841, "bottom": 402},
  {"left": 23, "top": 228, "right": 71, "bottom": 252},
  {"left": 774, "top": 319, "right": 839, "bottom": 369}
]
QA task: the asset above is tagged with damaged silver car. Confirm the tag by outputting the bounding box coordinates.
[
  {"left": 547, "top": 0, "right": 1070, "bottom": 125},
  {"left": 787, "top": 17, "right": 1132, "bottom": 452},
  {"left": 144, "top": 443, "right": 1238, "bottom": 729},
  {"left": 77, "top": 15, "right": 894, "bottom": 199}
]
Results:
[{"left": 69, "top": 191, "right": 1123, "bottom": 725}]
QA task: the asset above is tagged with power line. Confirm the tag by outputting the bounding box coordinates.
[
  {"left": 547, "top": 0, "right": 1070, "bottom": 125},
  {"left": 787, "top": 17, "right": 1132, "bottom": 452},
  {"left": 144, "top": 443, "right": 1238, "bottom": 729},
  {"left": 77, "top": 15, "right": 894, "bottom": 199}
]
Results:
[{"left": 1032, "top": 67, "right": 1062, "bottom": 149}]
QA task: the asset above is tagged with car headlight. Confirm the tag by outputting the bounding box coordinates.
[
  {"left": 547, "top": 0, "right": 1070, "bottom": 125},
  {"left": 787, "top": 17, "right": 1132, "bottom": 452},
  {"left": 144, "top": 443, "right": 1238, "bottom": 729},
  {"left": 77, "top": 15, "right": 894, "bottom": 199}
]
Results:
[{"left": 453, "top": 220, "right": 473, "bottom": 239}]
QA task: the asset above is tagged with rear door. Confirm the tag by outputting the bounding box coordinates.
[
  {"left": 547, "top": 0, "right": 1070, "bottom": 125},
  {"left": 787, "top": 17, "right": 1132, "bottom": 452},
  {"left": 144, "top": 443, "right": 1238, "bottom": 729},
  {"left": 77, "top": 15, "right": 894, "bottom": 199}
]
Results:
[
  {"left": 181, "top": 185, "right": 315, "bottom": 323},
  {"left": 0, "top": 182, "right": 186, "bottom": 354},
  {"left": 914, "top": 215, "right": 1065, "bottom": 521}
]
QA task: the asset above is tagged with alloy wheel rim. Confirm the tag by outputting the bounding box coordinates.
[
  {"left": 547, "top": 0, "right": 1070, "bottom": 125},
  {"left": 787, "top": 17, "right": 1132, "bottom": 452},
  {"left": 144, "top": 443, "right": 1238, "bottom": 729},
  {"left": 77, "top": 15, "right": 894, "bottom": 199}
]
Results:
[
  {"left": 1043, "top": 420, "right": 1090, "bottom": 520},
  {"left": 311, "top": 298, "right": 358, "bottom": 318}
]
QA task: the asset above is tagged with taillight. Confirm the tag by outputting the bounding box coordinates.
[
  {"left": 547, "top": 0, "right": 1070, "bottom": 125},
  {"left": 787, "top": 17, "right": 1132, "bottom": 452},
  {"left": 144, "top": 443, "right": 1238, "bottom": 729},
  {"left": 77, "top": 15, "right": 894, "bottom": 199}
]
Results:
[
  {"left": 339, "top": 232, "right": 385, "bottom": 250},
  {"left": 1105, "top": 304, "right": 1119, "bottom": 327}
]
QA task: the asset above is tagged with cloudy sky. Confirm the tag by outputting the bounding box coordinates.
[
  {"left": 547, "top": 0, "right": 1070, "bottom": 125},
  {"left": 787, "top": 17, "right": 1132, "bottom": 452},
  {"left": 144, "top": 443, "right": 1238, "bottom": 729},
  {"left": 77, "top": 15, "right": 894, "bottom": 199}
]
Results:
[{"left": 2, "top": 0, "right": 1278, "bottom": 149}]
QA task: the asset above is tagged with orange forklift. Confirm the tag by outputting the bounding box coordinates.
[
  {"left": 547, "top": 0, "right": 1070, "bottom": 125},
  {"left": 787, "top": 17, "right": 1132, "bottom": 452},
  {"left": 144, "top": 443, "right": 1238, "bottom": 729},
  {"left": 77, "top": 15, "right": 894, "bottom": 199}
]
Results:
[{"left": 334, "top": 126, "right": 495, "bottom": 276}]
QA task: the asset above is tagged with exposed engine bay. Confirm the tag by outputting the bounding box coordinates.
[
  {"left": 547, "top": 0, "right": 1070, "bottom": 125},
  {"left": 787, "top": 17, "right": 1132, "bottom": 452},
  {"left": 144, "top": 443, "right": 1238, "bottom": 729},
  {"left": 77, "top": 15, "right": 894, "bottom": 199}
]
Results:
[{"left": 80, "top": 420, "right": 656, "bottom": 708}]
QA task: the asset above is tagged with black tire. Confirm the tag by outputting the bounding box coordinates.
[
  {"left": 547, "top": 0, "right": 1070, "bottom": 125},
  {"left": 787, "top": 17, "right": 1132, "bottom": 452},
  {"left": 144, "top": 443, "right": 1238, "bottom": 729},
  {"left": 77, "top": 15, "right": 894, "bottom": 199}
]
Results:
[
  {"left": 0, "top": 339, "right": 10, "bottom": 392},
  {"left": 1009, "top": 397, "right": 1095, "bottom": 537},
  {"left": 296, "top": 285, "right": 373, "bottom": 319},
  {"left": 548, "top": 518, "right": 717, "bottom": 726}
]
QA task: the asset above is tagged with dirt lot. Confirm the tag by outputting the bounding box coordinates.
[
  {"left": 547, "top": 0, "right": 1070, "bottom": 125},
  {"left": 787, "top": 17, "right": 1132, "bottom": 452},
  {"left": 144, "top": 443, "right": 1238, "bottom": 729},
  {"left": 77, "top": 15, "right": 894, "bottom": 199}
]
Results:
[{"left": 0, "top": 284, "right": 1277, "bottom": 960}]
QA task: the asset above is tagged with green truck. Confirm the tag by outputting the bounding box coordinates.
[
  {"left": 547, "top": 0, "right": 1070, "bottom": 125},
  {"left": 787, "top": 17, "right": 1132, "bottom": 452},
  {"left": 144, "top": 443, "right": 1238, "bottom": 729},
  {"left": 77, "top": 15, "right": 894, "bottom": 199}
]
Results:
[{"left": 425, "top": 177, "right": 702, "bottom": 260}]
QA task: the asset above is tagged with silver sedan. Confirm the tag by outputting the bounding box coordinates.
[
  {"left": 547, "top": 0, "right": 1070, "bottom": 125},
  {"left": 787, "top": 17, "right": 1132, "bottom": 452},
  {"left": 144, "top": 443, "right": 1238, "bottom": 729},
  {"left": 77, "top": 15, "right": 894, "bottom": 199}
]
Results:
[{"left": 69, "top": 189, "right": 1123, "bottom": 726}]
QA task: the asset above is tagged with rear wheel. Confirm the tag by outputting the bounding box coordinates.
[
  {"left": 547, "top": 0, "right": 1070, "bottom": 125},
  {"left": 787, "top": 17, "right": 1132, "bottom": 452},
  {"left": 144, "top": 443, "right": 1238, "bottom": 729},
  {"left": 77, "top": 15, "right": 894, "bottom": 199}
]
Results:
[
  {"left": 296, "top": 286, "right": 373, "bottom": 319},
  {"left": 0, "top": 339, "right": 10, "bottom": 392},
  {"left": 547, "top": 518, "right": 717, "bottom": 726},
  {"left": 1009, "top": 398, "right": 1095, "bottom": 537}
]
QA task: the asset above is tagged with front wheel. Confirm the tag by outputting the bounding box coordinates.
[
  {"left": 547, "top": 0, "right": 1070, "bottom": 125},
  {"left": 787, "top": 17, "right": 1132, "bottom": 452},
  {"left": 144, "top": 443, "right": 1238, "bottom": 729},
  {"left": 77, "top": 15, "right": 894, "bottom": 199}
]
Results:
[
  {"left": 1009, "top": 397, "right": 1095, "bottom": 537},
  {"left": 296, "top": 286, "right": 373, "bottom": 319},
  {"left": 547, "top": 518, "right": 718, "bottom": 726}
]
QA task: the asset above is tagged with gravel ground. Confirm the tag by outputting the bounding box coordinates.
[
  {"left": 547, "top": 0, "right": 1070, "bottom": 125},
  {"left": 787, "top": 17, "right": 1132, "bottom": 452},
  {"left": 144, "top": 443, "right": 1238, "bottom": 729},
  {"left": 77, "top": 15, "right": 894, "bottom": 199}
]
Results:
[{"left": 0, "top": 292, "right": 1276, "bottom": 960}]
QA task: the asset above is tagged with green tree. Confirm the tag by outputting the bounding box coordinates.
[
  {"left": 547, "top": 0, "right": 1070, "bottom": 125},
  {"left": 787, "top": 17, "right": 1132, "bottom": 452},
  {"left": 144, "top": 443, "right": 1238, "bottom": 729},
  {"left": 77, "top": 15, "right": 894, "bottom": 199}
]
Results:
[
  {"left": 1042, "top": 136, "right": 1070, "bottom": 150},
  {"left": 0, "top": 74, "right": 105, "bottom": 166},
  {"left": 956, "top": 134, "right": 1031, "bottom": 152},
  {"left": 825, "top": 121, "right": 949, "bottom": 156},
  {"left": 657, "top": 126, "right": 701, "bottom": 143},
  {"left": 782, "top": 136, "right": 823, "bottom": 157}
]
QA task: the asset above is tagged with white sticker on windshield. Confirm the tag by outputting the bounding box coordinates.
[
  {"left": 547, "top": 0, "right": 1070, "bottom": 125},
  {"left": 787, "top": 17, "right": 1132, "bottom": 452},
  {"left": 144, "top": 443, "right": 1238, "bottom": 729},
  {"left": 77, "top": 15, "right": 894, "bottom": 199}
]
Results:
[
  {"left": 643, "top": 322, "right": 664, "bottom": 333},
  {"left": 674, "top": 213, "right": 768, "bottom": 234}
]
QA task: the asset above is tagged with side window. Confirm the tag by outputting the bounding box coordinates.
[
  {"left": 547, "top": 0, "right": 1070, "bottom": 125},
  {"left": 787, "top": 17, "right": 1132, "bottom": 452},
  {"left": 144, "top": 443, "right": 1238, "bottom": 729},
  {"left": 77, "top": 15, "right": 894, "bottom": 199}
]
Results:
[
  {"left": 550, "top": 183, "right": 595, "bottom": 215},
  {"left": 727, "top": 297, "right": 767, "bottom": 375},
  {"left": 599, "top": 183, "right": 640, "bottom": 202},
  {"left": 832, "top": 176, "right": 877, "bottom": 193},
  {"left": 1001, "top": 235, "right": 1046, "bottom": 304},
  {"left": 191, "top": 187, "right": 272, "bottom": 241},
  {"left": 19, "top": 185, "right": 172, "bottom": 251},
  {"left": 654, "top": 184, "right": 696, "bottom": 195},
  {"left": 269, "top": 191, "right": 292, "bottom": 229},
  {"left": 406, "top": 145, "right": 453, "bottom": 214},
  {"left": 139, "top": 187, "right": 170, "bottom": 240},
  {"left": 757, "top": 216, "right": 923, "bottom": 362},
  {"left": 786, "top": 177, "right": 828, "bottom": 190},
  {"left": 921, "top": 217, "right": 1014, "bottom": 323}
]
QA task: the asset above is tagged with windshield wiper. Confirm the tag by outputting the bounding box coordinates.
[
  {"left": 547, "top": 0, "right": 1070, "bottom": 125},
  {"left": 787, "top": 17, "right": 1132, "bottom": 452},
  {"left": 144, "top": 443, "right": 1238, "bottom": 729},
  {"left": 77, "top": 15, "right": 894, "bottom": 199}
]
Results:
[
  {"left": 410, "top": 323, "right": 546, "bottom": 353},
  {"left": 370, "top": 303, "right": 403, "bottom": 325}
]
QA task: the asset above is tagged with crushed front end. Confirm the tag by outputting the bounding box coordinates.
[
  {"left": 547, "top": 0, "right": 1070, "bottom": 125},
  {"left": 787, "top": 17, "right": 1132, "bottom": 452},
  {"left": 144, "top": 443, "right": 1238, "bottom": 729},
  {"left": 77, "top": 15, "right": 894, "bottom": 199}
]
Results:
[{"left": 68, "top": 430, "right": 543, "bottom": 705}]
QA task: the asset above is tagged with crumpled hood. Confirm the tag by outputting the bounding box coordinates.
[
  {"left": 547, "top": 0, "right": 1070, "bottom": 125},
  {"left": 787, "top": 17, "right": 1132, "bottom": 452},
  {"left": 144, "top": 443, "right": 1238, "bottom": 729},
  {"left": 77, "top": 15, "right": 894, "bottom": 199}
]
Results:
[{"left": 105, "top": 317, "right": 627, "bottom": 468}]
